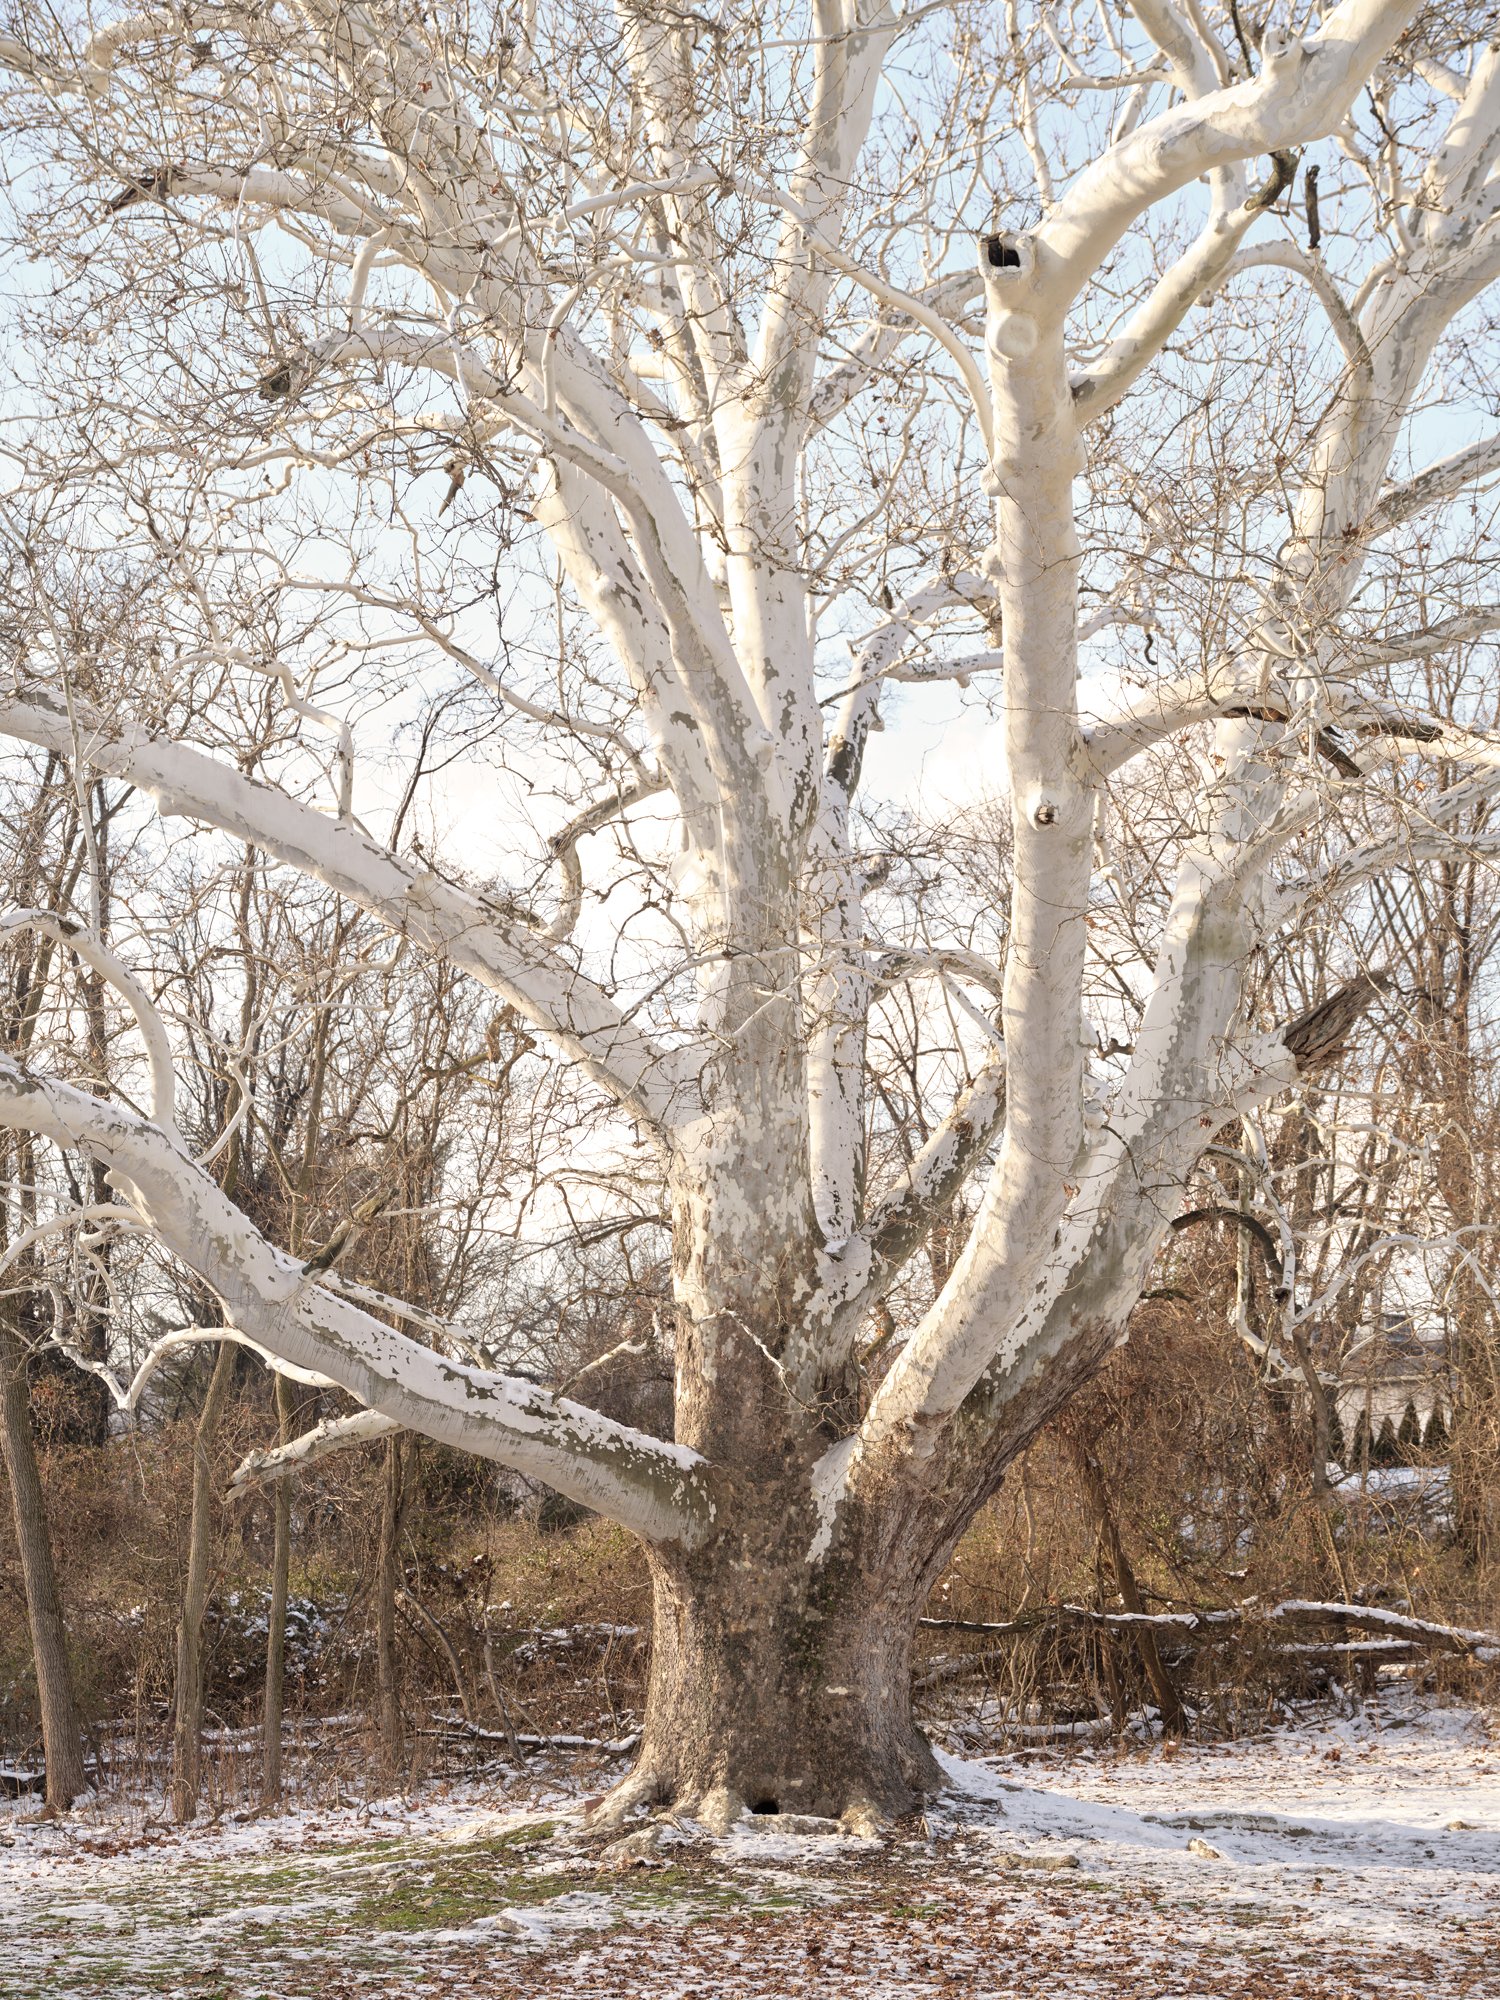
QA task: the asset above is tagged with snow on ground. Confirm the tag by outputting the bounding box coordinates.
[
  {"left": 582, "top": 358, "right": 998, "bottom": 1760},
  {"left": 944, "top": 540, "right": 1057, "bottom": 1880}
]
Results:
[{"left": 4, "top": 1687, "right": 1497, "bottom": 1999}]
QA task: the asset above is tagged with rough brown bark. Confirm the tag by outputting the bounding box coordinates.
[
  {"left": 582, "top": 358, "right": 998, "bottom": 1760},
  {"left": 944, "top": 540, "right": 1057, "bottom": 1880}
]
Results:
[
  {"left": 374, "top": 1431, "right": 409, "bottom": 1780},
  {"left": 261, "top": 1369, "right": 296, "bottom": 1805},
  {"left": 171, "top": 1339, "right": 237, "bottom": 1822},
  {"left": 0, "top": 1312, "right": 86, "bottom": 1809},
  {"left": 605, "top": 1301, "right": 1146, "bottom": 1825},
  {"left": 616, "top": 1486, "right": 945, "bottom": 1828}
]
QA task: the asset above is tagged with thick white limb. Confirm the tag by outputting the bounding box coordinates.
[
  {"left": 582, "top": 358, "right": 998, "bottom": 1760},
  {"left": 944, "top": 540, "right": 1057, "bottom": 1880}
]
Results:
[
  {"left": 0, "top": 1202, "right": 141, "bottom": 1283},
  {"left": 748, "top": 2, "right": 897, "bottom": 409},
  {"left": 1125, "top": 0, "right": 1228, "bottom": 98},
  {"left": 1081, "top": 599, "right": 1500, "bottom": 774},
  {"left": 1032, "top": 0, "right": 1419, "bottom": 314},
  {"left": 1080, "top": 662, "right": 1290, "bottom": 775},
  {"left": 806, "top": 568, "right": 998, "bottom": 1275},
  {"left": 534, "top": 464, "right": 718, "bottom": 829},
  {"left": 0, "top": 690, "right": 677, "bottom": 1134},
  {"left": 56, "top": 1324, "right": 340, "bottom": 1421},
  {"left": 118, "top": 163, "right": 388, "bottom": 235},
  {"left": 1072, "top": 174, "right": 1298, "bottom": 418},
  {"left": 853, "top": 0, "right": 1429, "bottom": 1461},
  {"left": 832, "top": 573, "right": 996, "bottom": 702},
  {"left": 716, "top": 10, "right": 896, "bottom": 834},
  {"left": 948, "top": 127, "right": 1500, "bottom": 1478},
  {"left": 1420, "top": 41, "right": 1500, "bottom": 253},
  {"left": 0, "top": 1060, "right": 715, "bottom": 1546},
  {"left": 544, "top": 776, "right": 669, "bottom": 944},
  {"left": 1200, "top": 241, "right": 1371, "bottom": 373},
  {"left": 1370, "top": 432, "right": 1500, "bottom": 534},
  {"left": 1342, "top": 604, "right": 1500, "bottom": 671},
  {"left": 861, "top": 264, "right": 1095, "bottom": 1445},
  {"left": 546, "top": 340, "right": 781, "bottom": 798},
  {"left": 853, "top": 808, "right": 1293, "bottom": 1485},
  {"left": 81, "top": 7, "right": 182, "bottom": 92},
  {"left": 1301, "top": 821, "right": 1500, "bottom": 911},
  {"left": 273, "top": 326, "right": 772, "bottom": 813},
  {"left": 1336, "top": 704, "right": 1500, "bottom": 773},
  {"left": 860, "top": 719, "right": 1306, "bottom": 1457},
  {"left": 820, "top": 1052, "right": 1009, "bottom": 1336},
  {"left": 616, "top": 15, "right": 744, "bottom": 397},
  {"left": 868, "top": 944, "right": 1006, "bottom": 1011}
]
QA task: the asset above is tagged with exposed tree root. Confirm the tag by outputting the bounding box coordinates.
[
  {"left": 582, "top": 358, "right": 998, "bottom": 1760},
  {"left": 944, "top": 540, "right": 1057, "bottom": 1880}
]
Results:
[{"left": 585, "top": 1763, "right": 664, "bottom": 1830}]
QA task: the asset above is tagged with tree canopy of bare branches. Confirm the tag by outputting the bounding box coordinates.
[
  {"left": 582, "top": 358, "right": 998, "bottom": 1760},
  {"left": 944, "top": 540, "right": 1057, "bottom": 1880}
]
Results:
[{"left": 2, "top": 0, "right": 1499, "bottom": 1823}]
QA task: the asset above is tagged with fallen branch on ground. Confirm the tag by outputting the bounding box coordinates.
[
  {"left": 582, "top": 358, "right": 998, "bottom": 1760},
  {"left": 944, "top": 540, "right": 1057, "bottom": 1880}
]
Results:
[
  {"left": 425, "top": 1713, "right": 641, "bottom": 1756},
  {"left": 919, "top": 1598, "right": 1499, "bottom": 1660}
]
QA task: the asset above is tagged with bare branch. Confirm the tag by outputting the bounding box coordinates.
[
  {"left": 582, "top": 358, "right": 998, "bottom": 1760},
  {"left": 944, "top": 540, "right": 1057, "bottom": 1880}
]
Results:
[
  {"left": 229, "top": 1410, "right": 402, "bottom": 1492},
  {"left": 0, "top": 691, "right": 680, "bottom": 1134},
  {"left": 0, "top": 1058, "right": 716, "bottom": 1546}
]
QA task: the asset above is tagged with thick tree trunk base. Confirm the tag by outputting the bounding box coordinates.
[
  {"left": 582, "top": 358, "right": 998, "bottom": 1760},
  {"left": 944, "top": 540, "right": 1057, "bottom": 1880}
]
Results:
[{"left": 595, "top": 1526, "right": 942, "bottom": 1832}]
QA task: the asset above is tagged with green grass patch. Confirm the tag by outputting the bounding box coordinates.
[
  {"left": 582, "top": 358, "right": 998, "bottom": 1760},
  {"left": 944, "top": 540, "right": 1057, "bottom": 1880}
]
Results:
[{"left": 351, "top": 1862, "right": 587, "bottom": 1933}]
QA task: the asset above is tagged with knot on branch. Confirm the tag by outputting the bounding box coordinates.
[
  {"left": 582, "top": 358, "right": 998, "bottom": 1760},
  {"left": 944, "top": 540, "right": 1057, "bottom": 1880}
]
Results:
[
  {"left": 978, "top": 229, "right": 1033, "bottom": 287},
  {"left": 256, "top": 353, "right": 314, "bottom": 403}
]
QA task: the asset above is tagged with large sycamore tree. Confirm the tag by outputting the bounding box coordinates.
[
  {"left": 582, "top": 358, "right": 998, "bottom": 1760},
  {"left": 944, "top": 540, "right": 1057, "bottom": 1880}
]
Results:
[{"left": 2, "top": 0, "right": 1500, "bottom": 1823}]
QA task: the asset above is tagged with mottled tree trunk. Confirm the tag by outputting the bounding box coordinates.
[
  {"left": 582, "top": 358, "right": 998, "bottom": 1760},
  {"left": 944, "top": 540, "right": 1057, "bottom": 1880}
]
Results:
[
  {"left": 171, "top": 1340, "right": 237, "bottom": 1822},
  {"left": 0, "top": 1313, "right": 85, "bottom": 1809},
  {"left": 617, "top": 1485, "right": 946, "bottom": 1828}
]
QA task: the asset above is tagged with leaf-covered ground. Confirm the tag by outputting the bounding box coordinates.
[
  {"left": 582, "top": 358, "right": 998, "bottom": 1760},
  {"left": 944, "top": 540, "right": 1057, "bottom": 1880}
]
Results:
[{"left": 6, "top": 1686, "right": 1497, "bottom": 1999}]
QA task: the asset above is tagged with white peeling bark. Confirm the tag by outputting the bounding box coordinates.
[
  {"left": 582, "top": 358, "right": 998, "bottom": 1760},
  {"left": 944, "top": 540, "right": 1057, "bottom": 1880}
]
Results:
[
  {"left": 229, "top": 1409, "right": 401, "bottom": 1491},
  {"left": 860, "top": 254, "right": 1093, "bottom": 1443},
  {"left": 1031, "top": 0, "right": 1421, "bottom": 311},
  {"left": 0, "top": 0, "right": 1495, "bottom": 1824}
]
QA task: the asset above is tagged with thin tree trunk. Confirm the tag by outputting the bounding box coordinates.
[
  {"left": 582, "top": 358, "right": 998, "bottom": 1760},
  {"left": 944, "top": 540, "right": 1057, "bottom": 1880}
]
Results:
[
  {"left": 260, "top": 1370, "right": 295, "bottom": 1806},
  {"left": 0, "top": 1313, "right": 86, "bottom": 1809},
  {"left": 1071, "top": 1442, "right": 1187, "bottom": 1736},
  {"left": 259, "top": 933, "right": 339, "bottom": 1803},
  {"left": 374, "top": 1432, "right": 409, "bottom": 1781},
  {"left": 398, "top": 1588, "right": 474, "bottom": 1724},
  {"left": 171, "top": 1339, "right": 237, "bottom": 1822}
]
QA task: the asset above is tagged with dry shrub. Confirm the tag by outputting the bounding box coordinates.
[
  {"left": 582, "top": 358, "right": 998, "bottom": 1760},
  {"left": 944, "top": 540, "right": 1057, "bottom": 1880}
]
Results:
[
  {"left": 4, "top": 1296, "right": 1495, "bottom": 1784},
  {"left": 1, "top": 1390, "right": 652, "bottom": 1792},
  {"left": 924, "top": 1295, "right": 1499, "bottom": 1741}
]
